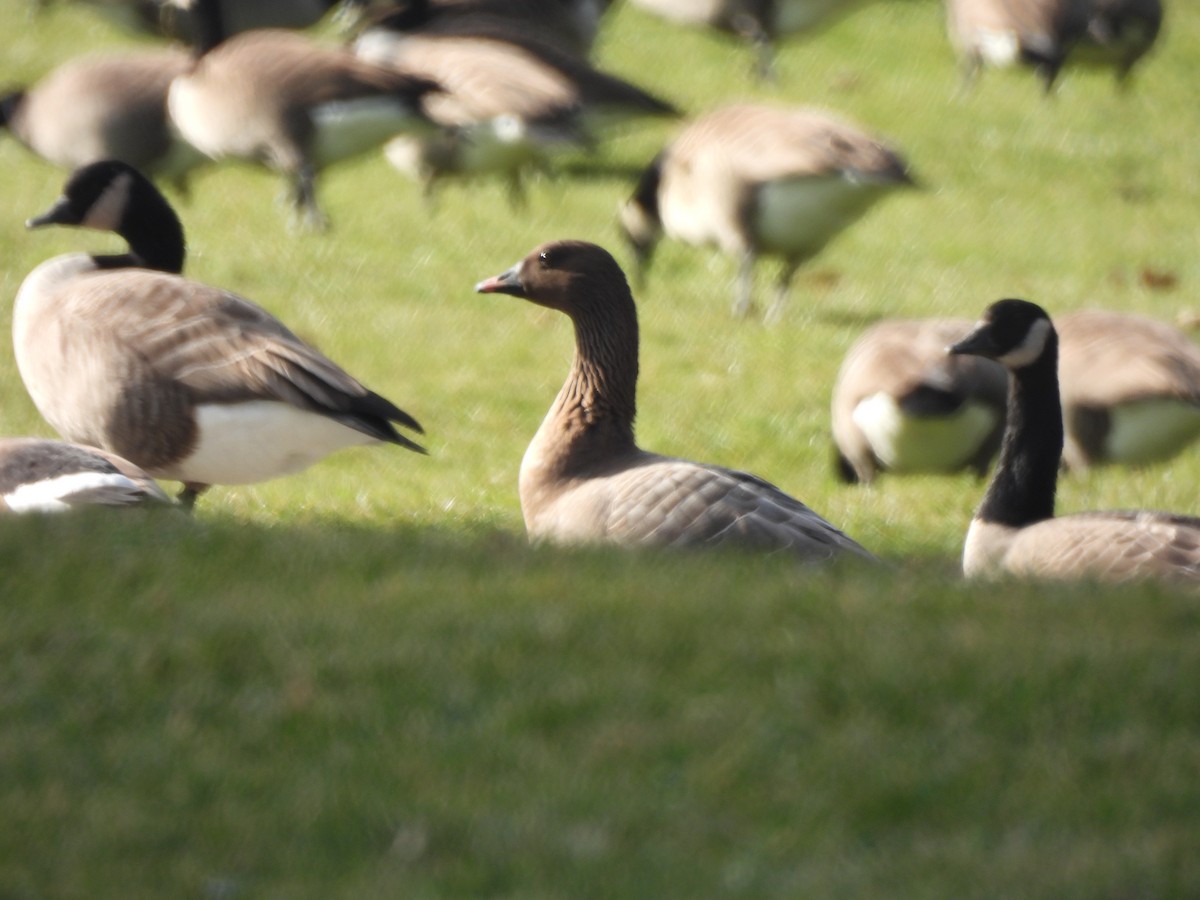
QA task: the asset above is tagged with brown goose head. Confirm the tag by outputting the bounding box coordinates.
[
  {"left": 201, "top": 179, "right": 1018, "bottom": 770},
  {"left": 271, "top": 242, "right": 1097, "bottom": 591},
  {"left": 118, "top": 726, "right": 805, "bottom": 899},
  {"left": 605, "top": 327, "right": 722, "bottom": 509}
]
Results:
[{"left": 475, "top": 239, "right": 634, "bottom": 318}]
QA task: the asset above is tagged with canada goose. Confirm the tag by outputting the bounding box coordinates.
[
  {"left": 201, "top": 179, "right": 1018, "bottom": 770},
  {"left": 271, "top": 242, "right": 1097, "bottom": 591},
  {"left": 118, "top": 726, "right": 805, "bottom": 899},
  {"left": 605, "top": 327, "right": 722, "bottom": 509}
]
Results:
[
  {"left": 354, "top": 29, "right": 676, "bottom": 196},
  {"left": 626, "top": 0, "right": 865, "bottom": 77},
  {"left": 15, "top": 160, "right": 425, "bottom": 508},
  {"left": 475, "top": 240, "right": 875, "bottom": 562},
  {"left": 943, "top": 0, "right": 1090, "bottom": 91},
  {"left": 166, "top": 0, "right": 440, "bottom": 228},
  {"left": 831, "top": 318, "right": 1009, "bottom": 484},
  {"left": 363, "top": 0, "right": 615, "bottom": 59},
  {"left": 619, "top": 103, "right": 913, "bottom": 323},
  {"left": 1, "top": 49, "right": 204, "bottom": 191},
  {"left": 1071, "top": 0, "right": 1163, "bottom": 86},
  {"left": 1056, "top": 309, "right": 1200, "bottom": 470},
  {"left": 949, "top": 298, "right": 1200, "bottom": 583},
  {"left": 0, "top": 437, "right": 173, "bottom": 513}
]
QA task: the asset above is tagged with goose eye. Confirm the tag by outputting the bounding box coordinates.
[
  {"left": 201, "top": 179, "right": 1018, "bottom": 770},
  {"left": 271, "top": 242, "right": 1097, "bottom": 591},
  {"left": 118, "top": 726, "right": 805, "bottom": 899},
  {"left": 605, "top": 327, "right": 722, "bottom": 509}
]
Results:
[{"left": 539, "top": 251, "right": 553, "bottom": 268}]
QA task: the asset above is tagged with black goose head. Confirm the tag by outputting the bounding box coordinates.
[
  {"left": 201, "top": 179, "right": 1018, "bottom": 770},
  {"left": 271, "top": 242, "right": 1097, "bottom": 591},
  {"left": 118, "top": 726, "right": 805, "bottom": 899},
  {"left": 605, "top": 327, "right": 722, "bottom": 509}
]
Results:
[
  {"left": 28, "top": 159, "right": 186, "bottom": 274},
  {"left": 948, "top": 298, "right": 1056, "bottom": 371}
]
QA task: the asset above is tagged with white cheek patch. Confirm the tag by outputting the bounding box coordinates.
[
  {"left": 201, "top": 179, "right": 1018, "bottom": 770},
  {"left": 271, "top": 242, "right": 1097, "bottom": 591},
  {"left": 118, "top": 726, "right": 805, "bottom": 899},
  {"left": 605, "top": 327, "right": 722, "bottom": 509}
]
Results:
[
  {"left": 81, "top": 171, "right": 133, "bottom": 233},
  {"left": 998, "top": 317, "right": 1051, "bottom": 369}
]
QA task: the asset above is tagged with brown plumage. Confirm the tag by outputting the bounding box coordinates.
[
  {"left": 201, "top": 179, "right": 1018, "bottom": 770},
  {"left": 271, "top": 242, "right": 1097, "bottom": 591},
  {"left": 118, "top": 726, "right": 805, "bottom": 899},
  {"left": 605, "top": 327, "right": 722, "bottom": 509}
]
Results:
[
  {"left": 1, "top": 49, "right": 203, "bottom": 190},
  {"left": 475, "top": 240, "right": 875, "bottom": 562},
  {"left": 1056, "top": 310, "right": 1200, "bottom": 470},
  {"left": 0, "top": 437, "right": 172, "bottom": 513},
  {"left": 620, "top": 103, "right": 913, "bottom": 322},
  {"left": 15, "top": 160, "right": 425, "bottom": 508},
  {"left": 950, "top": 298, "right": 1200, "bottom": 584},
  {"left": 831, "top": 318, "right": 1009, "bottom": 484},
  {"left": 167, "top": 0, "right": 439, "bottom": 227},
  {"left": 943, "top": 0, "right": 1090, "bottom": 90}
]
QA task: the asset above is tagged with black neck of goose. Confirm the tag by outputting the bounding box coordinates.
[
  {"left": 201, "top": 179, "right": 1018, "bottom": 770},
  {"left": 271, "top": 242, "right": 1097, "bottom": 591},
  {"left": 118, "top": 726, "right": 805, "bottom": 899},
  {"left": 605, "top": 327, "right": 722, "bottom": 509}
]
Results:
[
  {"left": 189, "top": 0, "right": 227, "bottom": 56},
  {"left": 97, "top": 186, "right": 186, "bottom": 274},
  {"left": 558, "top": 284, "right": 640, "bottom": 452},
  {"left": 977, "top": 336, "right": 1062, "bottom": 527}
]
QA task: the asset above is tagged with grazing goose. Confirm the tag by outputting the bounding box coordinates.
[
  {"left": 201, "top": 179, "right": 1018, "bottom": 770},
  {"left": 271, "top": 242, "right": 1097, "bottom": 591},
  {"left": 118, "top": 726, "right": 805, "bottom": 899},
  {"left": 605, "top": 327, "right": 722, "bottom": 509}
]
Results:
[
  {"left": 1056, "top": 309, "right": 1200, "bottom": 470},
  {"left": 619, "top": 103, "right": 913, "bottom": 323},
  {"left": 1071, "top": 0, "right": 1163, "bottom": 86},
  {"left": 1, "top": 50, "right": 204, "bottom": 191},
  {"left": 354, "top": 29, "right": 676, "bottom": 196},
  {"left": 943, "top": 0, "right": 1090, "bottom": 91},
  {"left": 832, "top": 318, "right": 1009, "bottom": 484},
  {"left": 0, "top": 437, "right": 172, "bottom": 513},
  {"left": 14, "top": 160, "right": 425, "bottom": 508},
  {"left": 166, "top": 0, "right": 440, "bottom": 228},
  {"left": 626, "top": 0, "right": 866, "bottom": 78},
  {"left": 475, "top": 240, "right": 875, "bottom": 562},
  {"left": 949, "top": 298, "right": 1200, "bottom": 583}
]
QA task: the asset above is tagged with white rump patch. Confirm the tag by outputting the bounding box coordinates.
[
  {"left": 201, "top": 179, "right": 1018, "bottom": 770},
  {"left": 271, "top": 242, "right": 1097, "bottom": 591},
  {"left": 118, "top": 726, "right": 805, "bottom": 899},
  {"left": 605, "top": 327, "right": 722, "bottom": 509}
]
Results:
[
  {"left": 998, "top": 317, "right": 1052, "bottom": 369},
  {"left": 156, "top": 401, "right": 377, "bottom": 486},
  {"left": 976, "top": 28, "right": 1021, "bottom": 67},
  {"left": 853, "top": 393, "right": 999, "bottom": 472},
  {"left": 4, "top": 471, "right": 143, "bottom": 513}
]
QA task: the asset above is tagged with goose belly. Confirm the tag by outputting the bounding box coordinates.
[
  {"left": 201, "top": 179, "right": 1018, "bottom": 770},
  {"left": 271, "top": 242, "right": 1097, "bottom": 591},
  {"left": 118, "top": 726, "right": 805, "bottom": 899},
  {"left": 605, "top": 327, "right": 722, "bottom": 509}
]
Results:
[
  {"left": 628, "top": 0, "right": 727, "bottom": 26},
  {"left": 1100, "top": 399, "right": 1200, "bottom": 464},
  {"left": 852, "top": 392, "right": 999, "bottom": 472},
  {"left": 156, "top": 401, "right": 376, "bottom": 486},
  {"left": 774, "top": 0, "right": 848, "bottom": 34},
  {"left": 754, "top": 177, "right": 884, "bottom": 257},
  {"left": 310, "top": 98, "right": 432, "bottom": 167}
]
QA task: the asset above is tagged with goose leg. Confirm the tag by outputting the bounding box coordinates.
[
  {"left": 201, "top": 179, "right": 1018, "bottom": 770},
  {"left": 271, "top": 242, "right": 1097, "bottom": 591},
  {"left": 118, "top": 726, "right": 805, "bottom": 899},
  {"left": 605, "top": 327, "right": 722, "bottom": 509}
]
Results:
[
  {"left": 733, "top": 253, "right": 756, "bottom": 319},
  {"left": 764, "top": 259, "right": 798, "bottom": 325},
  {"left": 291, "top": 166, "right": 329, "bottom": 231},
  {"left": 177, "top": 482, "right": 209, "bottom": 512}
]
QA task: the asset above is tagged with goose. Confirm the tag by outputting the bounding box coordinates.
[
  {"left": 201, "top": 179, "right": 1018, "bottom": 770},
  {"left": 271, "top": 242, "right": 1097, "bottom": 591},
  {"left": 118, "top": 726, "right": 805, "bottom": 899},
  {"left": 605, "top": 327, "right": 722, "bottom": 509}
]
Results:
[
  {"left": 362, "top": 0, "right": 616, "bottom": 59},
  {"left": 831, "top": 318, "right": 1009, "bottom": 484},
  {"left": 625, "top": 0, "right": 866, "bottom": 78},
  {"left": 14, "top": 159, "right": 425, "bottom": 508},
  {"left": 0, "top": 437, "right": 173, "bottom": 513},
  {"left": 166, "top": 0, "right": 440, "bottom": 228},
  {"left": 619, "top": 103, "right": 914, "bottom": 323},
  {"left": 1, "top": 49, "right": 204, "bottom": 191},
  {"left": 354, "top": 29, "right": 676, "bottom": 197},
  {"left": 943, "top": 0, "right": 1090, "bottom": 91},
  {"left": 1056, "top": 309, "right": 1200, "bottom": 470},
  {"left": 475, "top": 239, "right": 875, "bottom": 562},
  {"left": 1071, "top": 0, "right": 1163, "bottom": 86},
  {"left": 948, "top": 298, "right": 1200, "bottom": 583},
  {"left": 39, "top": 0, "right": 365, "bottom": 40}
]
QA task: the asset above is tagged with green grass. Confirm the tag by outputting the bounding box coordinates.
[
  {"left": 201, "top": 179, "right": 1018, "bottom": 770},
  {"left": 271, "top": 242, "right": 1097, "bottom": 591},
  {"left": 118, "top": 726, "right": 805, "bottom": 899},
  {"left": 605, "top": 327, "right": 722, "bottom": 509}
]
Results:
[{"left": 2, "top": 1, "right": 1200, "bottom": 896}]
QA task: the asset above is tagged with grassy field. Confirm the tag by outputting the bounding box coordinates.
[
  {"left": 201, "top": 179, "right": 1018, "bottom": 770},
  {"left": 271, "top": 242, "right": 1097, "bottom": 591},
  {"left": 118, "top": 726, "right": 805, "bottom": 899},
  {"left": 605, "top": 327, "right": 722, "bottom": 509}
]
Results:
[{"left": 2, "top": 1, "right": 1199, "bottom": 896}]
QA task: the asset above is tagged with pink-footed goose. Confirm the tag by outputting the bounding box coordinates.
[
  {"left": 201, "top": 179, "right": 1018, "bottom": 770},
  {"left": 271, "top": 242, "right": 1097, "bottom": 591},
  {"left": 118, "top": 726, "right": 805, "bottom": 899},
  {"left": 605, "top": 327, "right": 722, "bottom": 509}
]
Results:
[
  {"left": 949, "top": 298, "right": 1200, "bottom": 583},
  {"left": 475, "top": 240, "right": 875, "bottom": 562},
  {"left": 831, "top": 318, "right": 1008, "bottom": 484},
  {"left": 166, "top": 0, "right": 439, "bottom": 228},
  {"left": 619, "top": 103, "right": 914, "bottom": 323},
  {"left": 1, "top": 49, "right": 205, "bottom": 192},
  {"left": 0, "top": 438, "right": 173, "bottom": 513},
  {"left": 14, "top": 160, "right": 425, "bottom": 509}
]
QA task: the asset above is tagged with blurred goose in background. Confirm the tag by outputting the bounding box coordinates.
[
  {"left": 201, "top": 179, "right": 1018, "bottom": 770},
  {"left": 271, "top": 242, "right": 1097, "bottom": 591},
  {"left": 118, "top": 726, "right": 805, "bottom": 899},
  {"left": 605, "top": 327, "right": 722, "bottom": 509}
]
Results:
[
  {"left": 166, "top": 0, "right": 440, "bottom": 228},
  {"left": 949, "top": 298, "right": 1200, "bottom": 583},
  {"left": 1072, "top": 0, "right": 1163, "bottom": 86},
  {"left": 0, "top": 437, "right": 173, "bottom": 513},
  {"left": 831, "top": 318, "right": 1009, "bottom": 484},
  {"left": 1, "top": 49, "right": 204, "bottom": 192},
  {"left": 943, "top": 0, "right": 1090, "bottom": 91},
  {"left": 355, "top": 27, "right": 676, "bottom": 197},
  {"left": 363, "top": 0, "right": 616, "bottom": 59},
  {"left": 1056, "top": 309, "right": 1200, "bottom": 470},
  {"left": 15, "top": 160, "right": 426, "bottom": 508},
  {"left": 626, "top": 0, "right": 866, "bottom": 77},
  {"left": 619, "top": 103, "right": 914, "bottom": 323},
  {"left": 35, "top": 0, "right": 366, "bottom": 40},
  {"left": 475, "top": 240, "right": 876, "bottom": 563}
]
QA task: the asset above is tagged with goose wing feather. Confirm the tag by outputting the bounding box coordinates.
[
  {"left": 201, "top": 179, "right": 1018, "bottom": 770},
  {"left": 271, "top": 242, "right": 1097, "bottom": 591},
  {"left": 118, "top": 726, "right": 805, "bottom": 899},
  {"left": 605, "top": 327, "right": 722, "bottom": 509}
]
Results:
[{"left": 1007, "top": 511, "right": 1200, "bottom": 582}]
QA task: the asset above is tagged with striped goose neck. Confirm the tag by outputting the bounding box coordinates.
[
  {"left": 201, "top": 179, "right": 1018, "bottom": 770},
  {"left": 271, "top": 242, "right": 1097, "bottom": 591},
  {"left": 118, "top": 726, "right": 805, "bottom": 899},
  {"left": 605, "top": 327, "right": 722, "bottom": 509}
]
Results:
[
  {"left": 977, "top": 339, "right": 1062, "bottom": 528},
  {"left": 550, "top": 288, "right": 640, "bottom": 458}
]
